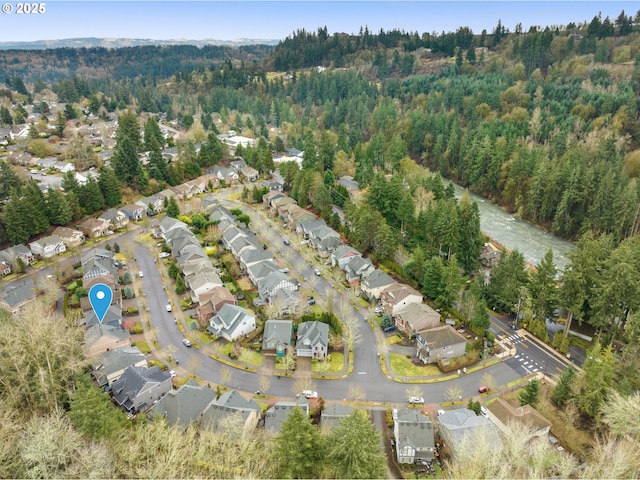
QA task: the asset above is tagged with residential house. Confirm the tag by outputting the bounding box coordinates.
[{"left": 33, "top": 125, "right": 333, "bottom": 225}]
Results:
[
  {"left": 297, "top": 218, "right": 327, "bottom": 238},
  {"left": 36, "top": 157, "right": 57, "bottom": 170},
  {"left": 229, "top": 235, "right": 261, "bottom": 259},
  {"left": 238, "top": 249, "right": 273, "bottom": 272},
  {"left": 361, "top": 269, "right": 395, "bottom": 300},
  {"left": 29, "top": 234, "right": 66, "bottom": 258},
  {"left": 91, "top": 346, "right": 147, "bottom": 387},
  {"left": 208, "top": 206, "right": 236, "bottom": 224},
  {"left": 257, "top": 271, "right": 299, "bottom": 300},
  {"left": 394, "top": 408, "right": 436, "bottom": 463},
  {"left": 149, "top": 381, "right": 217, "bottom": 428},
  {"left": 0, "top": 277, "right": 37, "bottom": 314},
  {"left": 187, "top": 270, "right": 223, "bottom": 304},
  {"left": 52, "top": 227, "right": 85, "bottom": 248},
  {"left": 262, "top": 190, "right": 284, "bottom": 207},
  {"left": 321, "top": 403, "right": 354, "bottom": 430},
  {"left": 229, "top": 159, "right": 247, "bottom": 170},
  {"left": 331, "top": 245, "right": 361, "bottom": 269},
  {"left": 269, "top": 289, "right": 301, "bottom": 318},
  {"left": 206, "top": 304, "right": 256, "bottom": 342},
  {"left": 84, "top": 323, "right": 131, "bottom": 357},
  {"left": 222, "top": 226, "right": 249, "bottom": 251},
  {"left": 0, "top": 261, "right": 11, "bottom": 276},
  {"left": 395, "top": 303, "right": 440, "bottom": 335},
  {"left": 307, "top": 224, "right": 340, "bottom": 249},
  {"left": 77, "top": 217, "right": 110, "bottom": 238},
  {"left": 379, "top": 283, "right": 423, "bottom": 316},
  {"left": 262, "top": 319, "right": 293, "bottom": 356},
  {"left": 247, "top": 260, "right": 282, "bottom": 286},
  {"left": 437, "top": 408, "right": 502, "bottom": 458},
  {"left": 415, "top": 326, "right": 467, "bottom": 365},
  {"left": 240, "top": 166, "right": 259, "bottom": 182},
  {"left": 270, "top": 195, "right": 297, "bottom": 215},
  {"left": 136, "top": 194, "right": 164, "bottom": 215},
  {"left": 337, "top": 176, "right": 361, "bottom": 202},
  {"left": 221, "top": 134, "right": 256, "bottom": 155},
  {"left": 264, "top": 399, "right": 310, "bottom": 432},
  {"left": 316, "top": 235, "right": 343, "bottom": 258},
  {"left": 120, "top": 203, "right": 145, "bottom": 221},
  {"left": 99, "top": 208, "right": 129, "bottom": 230},
  {"left": 268, "top": 180, "right": 284, "bottom": 192},
  {"left": 185, "top": 179, "right": 205, "bottom": 195},
  {"left": 296, "top": 321, "right": 329, "bottom": 359},
  {"left": 201, "top": 389, "right": 261, "bottom": 434},
  {"left": 111, "top": 365, "right": 173, "bottom": 414},
  {"left": 342, "top": 256, "right": 375, "bottom": 286},
  {"left": 486, "top": 398, "right": 551, "bottom": 437},
  {"left": 212, "top": 165, "right": 239, "bottom": 184},
  {"left": 480, "top": 249, "right": 501, "bottom": 267},
  {"left": 287, "top": 206, "right": 316, "bottom": 227},
  {"left": 196, "top": 286, "right": 237, "bottom": 321},
  {"left": 53, "top": 161, "right": 75, "bottom": 173},
  {"left": 81, "top": 248, "right": 118, "bottom": 279},
  {"left": 0, "top": 244, "right": 34, "bottom": 266},
  {"left": 171, "top": 183, "right": 191, "bottom": 200},
  {"left": 201, "top": 196, "right": 221, "bottom": 214},
  {"left": 82, "top": 304, "right": 122, "bottom": 328}
]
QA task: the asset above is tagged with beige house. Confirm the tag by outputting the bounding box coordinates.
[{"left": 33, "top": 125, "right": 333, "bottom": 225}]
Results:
[
  {"left": 395, "top": 303, "right": 440, "bottom": 335},
  {"left": 486, "top": 398, "right": 551, "bottom": 437},
  {"left": 53, "top": 227, "right": 85, "bottom": 248},
  {"left": 416, "top": 325, "right": 467, "bottom": 365},
  {"left": 379, "top": 283, "right": 423, "bottom": 315},
  {"left": 84, "top": 323, "right": 131, "bottom": 357},
  {"left": 78, "top": 217, "right": 111, "bottom": 238}
]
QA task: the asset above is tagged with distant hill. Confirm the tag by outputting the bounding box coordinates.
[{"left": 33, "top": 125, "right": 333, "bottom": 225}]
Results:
[{"left": 0, "top": 37, "right": 280, "bottom": 50}]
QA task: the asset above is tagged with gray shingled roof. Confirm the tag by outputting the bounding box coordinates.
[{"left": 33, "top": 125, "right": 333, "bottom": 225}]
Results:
[
  {"left": 84, "top": 323, "right": 130, "bottom": 348},
  {"left": 263, "top": 320, "right": 293, "bottom": 351},
  {"left": 82, "top": 304, "right": 122, "bottom": 328},
  {"left": 264, "top": 400, "right": 310, "bottom": 432},
  {"left": 91, "top": 347, "right": 146, "bottom": 386},
  {"left": 395, "top": 408, "right": 435, "bottom": 460},
  {"left": 321, "top": 403, "right": 354, "bottom": 429},
  {"left": 296, "top": 321, "right": 329, "bottom": 352},
  {"left": 149, "top": 381, "right": 216, "bottom": 427},
  {"left": 111, "top": 365, "right": 171, "bottom": 411},
  {"left": 207, "top": 304, "right": 255, "bottom": 339}
]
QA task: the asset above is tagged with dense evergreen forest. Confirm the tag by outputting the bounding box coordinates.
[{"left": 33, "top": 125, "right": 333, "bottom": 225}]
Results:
[
  {"left": 0, "top": 44, "right": 272, "bottom": 82},
  {"left": 2, "top": 10, "right": 640, "bottom": 479}
]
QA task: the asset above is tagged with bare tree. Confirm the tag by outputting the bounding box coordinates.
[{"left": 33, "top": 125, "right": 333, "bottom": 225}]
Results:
[
  {"left": 258, "top": 374, "right": 271, "bottom": 395},
  {"left": 480, "top": 373, "right": 496, "bottom": 390},
  {"left": 165, "top": 343, "right": 178, "bottom": 363},
  {"left": 293, "top": 378, "right": 314, "bottom": 396},
  {"left": 281, "top": 349, "right": 296, "bottom": 375},
  {"left": 405, "top": 386, "right": 424, "bottom": 400},
  {"left": 444, "top": 386, "right": 463, "bottom": 402},
  {"left": 599, "top": 390, "right": 640, "bottom": 439},
  {"left": 186, "top": 355, "right": 201, "bottom": 375},
  {"left": 343, "top": 316, "right": 362, "bottom": 352},
  {"left": 348, "top": 386, "right": 366, "bottom": 402},
  {"left": 220, "top": 366, "right": 232, "bottom": 387}
]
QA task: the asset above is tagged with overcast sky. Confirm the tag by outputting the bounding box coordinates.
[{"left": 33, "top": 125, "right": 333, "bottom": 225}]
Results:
[{"left": 0, "top": 1, "right": 634, "bottom": 42}]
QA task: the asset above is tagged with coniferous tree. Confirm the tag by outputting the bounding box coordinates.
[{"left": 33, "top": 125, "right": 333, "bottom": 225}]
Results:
[
  {"left": 65, "top": 191, "right": 85, "bottom": 220},
  {"left": 61, "top": 171, "right": 81, "bottom": 195},
  {"left": 519, "top": 378, "right": 540, "bottom": 407},
  {"left": 0, "top": 160, "right": 23, "bottom": 200},
  {"left": 44, "top": 188, "right": 72, "bottom": 226},
  {"left": 529, "top": 249, "right": 558, "bottom": 321},
  {"left": 166, "top": 196, "right": 180, "bottom": 218},
  {"left": 551, "top": 364, "right": 576, "bottom": 408},
  {"left": 4, "top": 196, "right": 30, "bottom": 244},
  {"left": 326, "top": 410, "right": 387, "bottom": 479},
  {"left": 146, "top": 137, "right": 167, "bottom": 182},
  {"left": 143, "top": 116, "right": 164, "bottom": 151},
  {"left": 79, "top": 178, "right": 104, "bottom": 214},
  {"left": 22, "top": 181, "right": 49, "bottom": 235},
  {"left": 274, "top": 406, "right": 324, "bottom": 479},
  {"left": 97, "top": 166, "right": 122, "bottom": 207}
]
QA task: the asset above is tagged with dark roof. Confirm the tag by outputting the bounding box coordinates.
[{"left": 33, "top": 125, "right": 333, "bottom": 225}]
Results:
[{"left": 149, "top": 381, "right": 216, "bottom": 427}]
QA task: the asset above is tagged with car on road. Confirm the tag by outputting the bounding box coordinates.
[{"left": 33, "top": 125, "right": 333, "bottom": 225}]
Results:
[
  {"left": 480, "top": 406, "right": 488, "bottom": 417},
  {"left": 478, "top": 385, "right": 490, "bottom": 393},
  {"left": 307, "top": 297, "right": 316, "bottom": 305},
  {"left": 182, "top": 338, "right": 192, "bottom": 347},
  {"left": 138, "top": 271, "right": 144, "bottom": 278},
  {"left": 159, "top": 252, "right": 170, "bottom": 259},
  {"left": 279, "top": 267, "right": 290, "bottom": 273},
  {"left": 313, "top": 268, "right": 321, "bottom": 276},
  {"left": 283, "top": 239, "right": 290, "bottom": 245},
  {"left": 166, "top": 304, "right": 172, "bottom": 312},
  {"left": 263, "top": 244, "right": 268, "bottom": 250},
  {"left": 408, "top": 396, "right": 424, "bottom": 404},
  {"left": 437, "top": 409, "right": 445, "bottom": 416},
  {"left": 169, "top": 370, "right": 177, "bottom": 378},
  {"left": 510, "top": 324, "right": 518, "bottom": 330},
  {"left": 302, "top": 389, "right": 318, "bottom": 399},
  {"left": 374, "top": 305, "right": 385, "bottom": 314}
]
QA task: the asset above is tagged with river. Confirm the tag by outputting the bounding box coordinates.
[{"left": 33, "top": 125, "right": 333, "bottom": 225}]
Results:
[{"left": 451, "top": 183, "right": 574, "bottom": 272}]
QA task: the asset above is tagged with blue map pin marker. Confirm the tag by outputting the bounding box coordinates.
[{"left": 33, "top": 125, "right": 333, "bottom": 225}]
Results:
[{"left": 89, "top": 283, "right": 113, "bottom": 324}]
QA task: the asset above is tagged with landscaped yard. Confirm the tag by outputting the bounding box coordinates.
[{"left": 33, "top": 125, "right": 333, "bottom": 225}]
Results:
[
  {"left": 312, "top": 352, "right": 344, "bottom": 373},
  {"left": 389, "top": 353, "right": 441, "bottom": 377},
  {"left": 386, "top": 334, "right": 404, "bottom": 345},
  {"left": 133, "top": 341, "right": 151, "bottom": 354}
]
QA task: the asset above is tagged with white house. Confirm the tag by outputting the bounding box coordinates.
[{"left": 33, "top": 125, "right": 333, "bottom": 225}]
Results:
[
  {"left": 206, "top": 304, "right": 256, "bottom": 342},
  {"left": 29, "top": 234, "right": 66, "bottom": 258}
]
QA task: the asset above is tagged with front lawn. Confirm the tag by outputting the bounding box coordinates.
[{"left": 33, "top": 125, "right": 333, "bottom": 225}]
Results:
[
  {"left": 133, "top": 341, "right": 151, "bottom": 354},
  {"left": 386, "top": 334, "right": 404, "bottom": 345},
  {"left": 389, "top": 354, "right": 441, "bottom": 377},
  {"left": 312, "top": 352, "right": 344, "bottom": 373}
]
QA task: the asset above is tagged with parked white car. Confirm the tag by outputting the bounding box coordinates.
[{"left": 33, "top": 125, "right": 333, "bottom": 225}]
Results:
[
  {"left": 408, "top": 396, "right": 424, "bottom": 404},
  {"left": 158, "top": 252, "right": 170, "bottom": 258},
  {"left": 302, "top": 389, "right": 318, "bottom": 399},
  {"left": 166, "top": 304, "right": 172, "bottom": 312}
]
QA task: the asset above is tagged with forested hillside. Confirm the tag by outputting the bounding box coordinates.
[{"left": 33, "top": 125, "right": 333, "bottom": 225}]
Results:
[{"left": 0, "top": 43, "right": 272, "bottom": 82}]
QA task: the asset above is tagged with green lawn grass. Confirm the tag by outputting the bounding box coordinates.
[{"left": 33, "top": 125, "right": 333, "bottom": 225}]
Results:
[
  {"left": 133, "top": 341, "right": 151, "bottom": 354},
  {"left": 389, "top": 353, "right": 441, "bottom": 377},
  {"left": 386, "top": 334, "right": 404, "bottom": 345},
  {"left": 239, "top": 349, "right": 263, "bottom": 366},
  {"left": 312, "top": 352, "right": 344, "bottom": 372}
]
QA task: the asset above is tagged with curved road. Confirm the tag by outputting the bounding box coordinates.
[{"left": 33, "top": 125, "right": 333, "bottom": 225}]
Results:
[{"left": 134, "top": 194, "right": 528, "bottom": 405}]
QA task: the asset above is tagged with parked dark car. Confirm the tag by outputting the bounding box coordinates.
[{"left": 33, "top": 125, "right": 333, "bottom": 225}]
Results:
[
  {"left": 383, "top": 325, "right": 396, "bottom": 333},
  {"left": 263, "top": 244, "right": 268, "bottom": 250}
]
